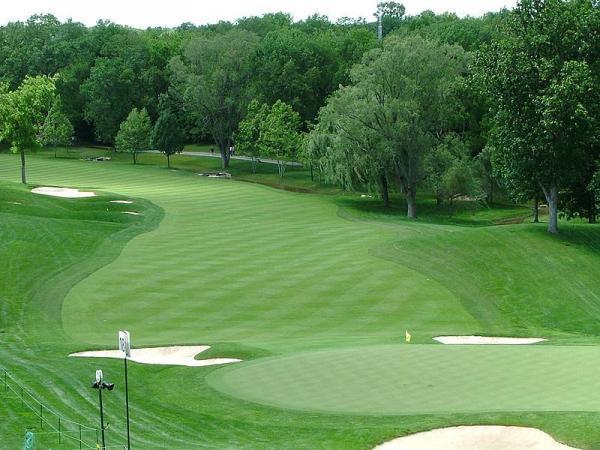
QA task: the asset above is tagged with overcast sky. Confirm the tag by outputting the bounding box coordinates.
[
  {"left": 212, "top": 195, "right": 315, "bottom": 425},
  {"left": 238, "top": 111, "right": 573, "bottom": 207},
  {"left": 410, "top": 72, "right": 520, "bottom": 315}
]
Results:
[{"left": 0, "top": 1, "right": 519, "bottom": 28}]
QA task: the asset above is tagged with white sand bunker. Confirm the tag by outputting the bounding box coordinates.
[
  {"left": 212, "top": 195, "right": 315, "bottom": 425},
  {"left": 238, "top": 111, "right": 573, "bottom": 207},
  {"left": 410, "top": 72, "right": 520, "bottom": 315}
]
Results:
[
  {"left": 121, "top": 211, "right": 141, "bottom": 216},
  {"left": 433, "top": 336, "right": 546, "bottom": 345},
  {"left": 110, "top": 200, "right": 133, "bottom": 204},
  {"left": 198, "top": 172, "right": 232, "bottom": 178},
  {"left": 69, "top": 345, "right": 241, "bottom": 367},
  {"left": 374, "top": 426, "right": 578, "bottom": 450},
  {"left": 32, "top": 187, "right": 96, "bottom": 198}
]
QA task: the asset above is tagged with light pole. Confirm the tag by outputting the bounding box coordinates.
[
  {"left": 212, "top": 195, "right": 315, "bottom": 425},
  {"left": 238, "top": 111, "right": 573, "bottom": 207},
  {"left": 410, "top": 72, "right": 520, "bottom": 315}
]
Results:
[{"left": 91, "top": 369, "right": 114, "bottom": 450}]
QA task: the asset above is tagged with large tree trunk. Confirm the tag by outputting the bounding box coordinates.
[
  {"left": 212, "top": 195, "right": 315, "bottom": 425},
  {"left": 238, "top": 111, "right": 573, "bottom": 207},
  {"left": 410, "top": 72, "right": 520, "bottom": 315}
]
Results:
[
  {"left": 20, "top": 149, "right": 26, "bottom": 184},
  {"left": 589, "top": 196, "right": 597, "bottom": 224},
  {"left": 406, "top": 187, "right": 417, "bottom": 219},
  {"left": 167, "top": 154, "right": 171, "bottom": 168},
  {"left": 533, "top": 195, "right": 539, "bottom": 223},
  {"left": 219, "top": 144, "right": 230, "bottom": 169},
  {"left": 542, "top": 184, "right": 559, "bottom": 234},
  {"left": 380, "top": 173, "right": 390, "bottom": 208}
]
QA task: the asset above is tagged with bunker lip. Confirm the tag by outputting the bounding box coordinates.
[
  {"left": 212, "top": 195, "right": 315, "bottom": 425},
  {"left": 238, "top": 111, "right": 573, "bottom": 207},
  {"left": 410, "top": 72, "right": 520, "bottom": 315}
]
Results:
[
  {"left": 69, "top": 345, "right": 241, "bottom": 367},
  {"left": 110, "top": 200, "right": 133, "bottom": 204},
  {"left": 121, "top": 211, "right": 141, "bottom": 216},
  {"left": 32, "top": 186, "right": 96, "bottom": 198},
  {"left": 433, "top": 336, "right": 546, "bottom": 345},
  {"left": 373, "top": 425, "right": 578, "bottom": 450}
]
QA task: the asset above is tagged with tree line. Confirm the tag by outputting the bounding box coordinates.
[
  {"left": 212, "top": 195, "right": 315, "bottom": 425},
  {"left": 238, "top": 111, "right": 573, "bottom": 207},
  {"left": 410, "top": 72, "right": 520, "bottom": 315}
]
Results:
[
  {"left": 307, "top": 0, "right": 598, "bottom": 234},
  {"left": 0, "top": 1, "right": 597, "bottom": 233}
]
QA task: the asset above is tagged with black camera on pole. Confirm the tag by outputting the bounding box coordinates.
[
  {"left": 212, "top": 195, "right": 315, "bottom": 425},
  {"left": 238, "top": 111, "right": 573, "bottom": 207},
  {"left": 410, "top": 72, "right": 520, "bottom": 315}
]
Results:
[{"left": 91, "top": 369, "right": 114, "bottom": 449}]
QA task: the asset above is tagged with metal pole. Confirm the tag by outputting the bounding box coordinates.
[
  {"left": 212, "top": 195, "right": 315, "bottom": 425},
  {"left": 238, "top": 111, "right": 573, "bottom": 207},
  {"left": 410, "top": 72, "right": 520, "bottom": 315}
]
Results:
[
  {"left": 124, "top": 357, "right": 131, "bottom": 449},
  {"left": 99, "top": 388, "right": 106, "bottom": 449}
]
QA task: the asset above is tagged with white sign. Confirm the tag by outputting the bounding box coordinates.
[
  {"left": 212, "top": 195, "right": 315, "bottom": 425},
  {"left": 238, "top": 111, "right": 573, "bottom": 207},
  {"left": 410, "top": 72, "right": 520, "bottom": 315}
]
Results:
[
  {"left": 119, "top": 330, "right": 131, "bottom": 358},
  {"left": 96, "top": 369, "right": 103, "bottom": 384}
]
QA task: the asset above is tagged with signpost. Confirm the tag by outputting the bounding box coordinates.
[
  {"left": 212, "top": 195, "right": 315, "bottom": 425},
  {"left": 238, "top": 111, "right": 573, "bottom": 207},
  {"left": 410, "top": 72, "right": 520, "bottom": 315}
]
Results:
[
  {"left": 118, "top": 330, "right": 131, "bottom": 358},
  {"left": 119, "top": 331, "right": 131, "bottom": 449}
]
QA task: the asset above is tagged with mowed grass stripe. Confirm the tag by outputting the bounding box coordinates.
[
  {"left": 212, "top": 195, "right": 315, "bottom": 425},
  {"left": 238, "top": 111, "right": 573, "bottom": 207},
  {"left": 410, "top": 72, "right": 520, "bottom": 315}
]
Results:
[{"left": 0, "top": 156, "right": 471, "bottom": 347}]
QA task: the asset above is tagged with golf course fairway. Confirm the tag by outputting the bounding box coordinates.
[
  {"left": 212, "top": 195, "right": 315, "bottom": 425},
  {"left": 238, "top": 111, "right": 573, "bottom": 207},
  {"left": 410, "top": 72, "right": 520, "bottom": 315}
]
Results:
[{"left": 1, "top": 150, "right": 600, "bottom": 448}]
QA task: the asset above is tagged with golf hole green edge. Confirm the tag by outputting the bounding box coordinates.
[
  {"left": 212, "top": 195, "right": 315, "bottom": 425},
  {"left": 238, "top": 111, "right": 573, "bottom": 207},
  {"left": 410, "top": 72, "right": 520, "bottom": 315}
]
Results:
[{"left": 206, "top": 343, "right": 600, "bottom": 416}]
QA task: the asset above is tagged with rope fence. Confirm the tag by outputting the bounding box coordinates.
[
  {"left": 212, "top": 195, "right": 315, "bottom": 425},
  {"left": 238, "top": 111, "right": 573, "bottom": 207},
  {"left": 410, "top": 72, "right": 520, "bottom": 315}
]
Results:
[{"left": 1, "top": 368, "right": 102, "bottom": 449}]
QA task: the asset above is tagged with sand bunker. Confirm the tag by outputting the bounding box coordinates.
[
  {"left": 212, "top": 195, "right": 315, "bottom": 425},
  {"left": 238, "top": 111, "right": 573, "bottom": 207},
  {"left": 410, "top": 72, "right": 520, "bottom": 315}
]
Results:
[
  {"left": 32, "top": 187, "right": 96, "bottom": 198},
  {"left": 198, "top": 172, "right": 232, "bottom": 178},
  {"left": 110, "top": 200, "right": 133, "bottom": 204},
  {"left": 374, "top": 426, "right": 578, "bottom": 450},
  {"left": 121, "top": 211, "right": 141, "bottom": 216},
  {"left": 433, "top": 336, "right": 546, "bottom": 345},
  {"left": 69, "top": 345, "right": 241, "bottom": 367}
]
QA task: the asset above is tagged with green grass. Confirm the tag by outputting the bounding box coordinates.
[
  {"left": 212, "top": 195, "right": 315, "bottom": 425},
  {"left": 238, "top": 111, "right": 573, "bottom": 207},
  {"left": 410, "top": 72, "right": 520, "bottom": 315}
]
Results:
[
  {"left": 47, "top": 145, "right": 339, "bottom": 194},
  {"left": 1, "top": 149, "right": 600, "bottom": 448},
  {"left": 208, "top": 344, "right": 600, "bottom": 415}
]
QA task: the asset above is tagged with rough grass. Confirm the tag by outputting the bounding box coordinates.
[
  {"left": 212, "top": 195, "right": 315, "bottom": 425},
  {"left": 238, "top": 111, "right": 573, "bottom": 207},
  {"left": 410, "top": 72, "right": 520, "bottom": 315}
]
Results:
[{"left": 0, "top": 150, "right": 600, "bottom": 448}]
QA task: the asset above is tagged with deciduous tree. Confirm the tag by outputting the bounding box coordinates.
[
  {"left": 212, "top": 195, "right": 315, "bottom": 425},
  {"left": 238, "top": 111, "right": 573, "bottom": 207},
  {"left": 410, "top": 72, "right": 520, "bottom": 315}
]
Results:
[
  {"left": 258, "top": 100, "right": 302, "bottom": 178},
  {"left": 40, "top": 99, "right": 74, "bottom": 157},
  {"left": 170, "top": 29, "right": 259, "bottom": 168},
  {"left": 235, "top": 100, "right": 269, "bottom": 173},
  {"left": 476, "top": 0, "right": 599, "bottom": 234},
  {"left": 151, "top": 110, "right": 184, "bottom": 168},
  {"left": 0, "top": 75, "right": 56, "bottom": 184},
  {"left": 115, "top": 107, "right": 152, "bottom": 164},
  {"left": 307, "top": 85, "right": 392, "bottom": 206},
  {"left": 343, "top": 35, "right": 468, "bottom": 217}
]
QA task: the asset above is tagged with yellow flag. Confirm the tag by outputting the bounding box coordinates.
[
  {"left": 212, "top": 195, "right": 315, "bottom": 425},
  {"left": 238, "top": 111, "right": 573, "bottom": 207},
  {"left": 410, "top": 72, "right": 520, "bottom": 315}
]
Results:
[{"left": 405, "top": 330, "right": 411, "bottom": 343}]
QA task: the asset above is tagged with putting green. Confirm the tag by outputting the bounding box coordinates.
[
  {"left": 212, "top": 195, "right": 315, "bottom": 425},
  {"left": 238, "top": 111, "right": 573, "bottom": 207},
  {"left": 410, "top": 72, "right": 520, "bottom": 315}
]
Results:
[{"left": 207, "top": 344, "right": 600, "bottom": 415}]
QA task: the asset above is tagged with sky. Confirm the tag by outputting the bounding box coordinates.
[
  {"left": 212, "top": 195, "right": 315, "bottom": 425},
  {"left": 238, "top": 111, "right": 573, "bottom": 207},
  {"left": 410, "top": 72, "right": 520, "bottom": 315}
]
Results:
[{"left": 0, "top": 1, "right": 519, "bottom": 28}]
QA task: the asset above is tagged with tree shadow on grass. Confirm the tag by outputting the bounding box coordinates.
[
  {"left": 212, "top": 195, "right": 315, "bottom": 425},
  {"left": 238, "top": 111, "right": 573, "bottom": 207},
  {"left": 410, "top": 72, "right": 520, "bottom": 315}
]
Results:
[
  {"left": 524, "top": 222, "right": 600, "bottom": 253},
  {"left": 335, "top": 195, "right": 531, "bottom": 228}
]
